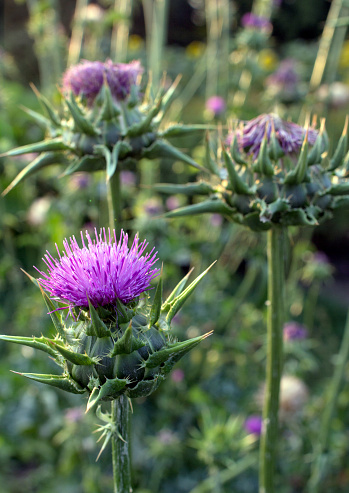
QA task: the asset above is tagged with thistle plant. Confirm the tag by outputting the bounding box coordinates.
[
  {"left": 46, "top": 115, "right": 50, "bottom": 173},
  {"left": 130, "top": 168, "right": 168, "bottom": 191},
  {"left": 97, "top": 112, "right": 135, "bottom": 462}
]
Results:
[
  {"left": 0, "top": 228, "right": 213, "bottom": 492},
  {"left": 156, "top": 112, "right": 349, "bottom": 493},
  {"left": 2, "top": 59, "right": 203, "bottom": 200}
]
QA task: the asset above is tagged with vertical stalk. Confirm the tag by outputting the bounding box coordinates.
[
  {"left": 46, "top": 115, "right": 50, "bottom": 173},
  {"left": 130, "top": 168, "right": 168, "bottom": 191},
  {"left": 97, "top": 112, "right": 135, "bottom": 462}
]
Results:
[
  {"left": 67, "top": 0, "right": 89, "bottom": 67},
  {"left": 259, "top": 227, "right": 285, "bottom": 493},
  {"left": 112, "top": 395, "right": 132, "bottom": 493},
  {"left": 307, "top": 309, "right": 349, "bottom": 493},
  {"left": 309, "top": 0, "right": 348, "bottom": 91},
  {"left": 111, "top": 0, "right": 133, "bottom": 62},
  {"left": 107, "top": 169, "right": 122, "bottom": 231},
  {"left": 143, "top": 0, "right": 170, "bottom": 92}
]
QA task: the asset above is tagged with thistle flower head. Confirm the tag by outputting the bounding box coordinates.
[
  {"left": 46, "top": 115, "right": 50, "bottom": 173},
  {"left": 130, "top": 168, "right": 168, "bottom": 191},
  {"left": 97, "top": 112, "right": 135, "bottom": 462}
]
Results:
[
  {"left": 241, "top": 13, "right": 272, "bottom": 31},
  {"left": 35, "top": 228, "right": 160, "bottom": 310},
  {"left": 62, "top": 59, "right": 143, "bottom": 104},
  {"left": 283, "top": 322, "right": 308, "bottom": 341},
  {"left": 205, "top": 96, "right": 226, "bottom": 116},
  {"left": 267, "top": 59, "right": 299, "bottom": 90},
  {"left": 236, "top": 113, "right": 318, "bottom": 157},
  {"left": 244, "top": 415, "right": 263, "bottom": 435}
]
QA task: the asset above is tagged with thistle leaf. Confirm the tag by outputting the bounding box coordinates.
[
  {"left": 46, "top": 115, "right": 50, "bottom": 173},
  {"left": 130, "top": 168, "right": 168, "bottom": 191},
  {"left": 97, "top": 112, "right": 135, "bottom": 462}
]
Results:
[
  {"left": 125, "top": 99, "right": 161, "bottom": 137},
  {"left": 86, "top": 299, "right": 111, "bottom": 338},
  {"left": 142, "top": 139, "right": 204, "bottom": 171},
  {"left": 12, "top": 371, "right": 85, "bottom": 394},
  {"left": 149, "top": 269, "right": 163, "bottom": 326},
  {"left": 39, "top": 287, "right": 66, "bottom": 340},
  {"left": 165, "top": 199, "right": 234, "bottom": 218},
  {"left": 165, "top": 263, "right": 216, "bottom": 324},
  {"left": 110, "top": 323, "right": 145, "bottom": 356},
  {"left": 1, "top": 138, "right": 71, "bottom": 157},
  {"left": 329, "top": 117, "right": 348, "bottom": 171},
  {"left": 223, "top": 148, "right": 254, "bottom": 195},
  {"left": 284, "top": 136, "right": 309, "bottom": 185},
  {"left": 144, "top": 332, "right": 213, "bottom": 369},
  {"left": 49, "top": 341, "right": 96, "bottom": 366},
  {"left": 161, "top": 267, "right": 194, "bottom": 311},
  {"left": 153, "top": 182, "right": 213, "bottom": 196},
  {"left": 2, "top": 152, "right": 67, "bottom": 196},
  {"left": 65, "top": 93, "right": 99, "bottom": 136},
  {"left": 205, "top": 134, "right": 221, "bottom": 176},
  {"left": 0, "top": 335, "right": 59, "bottom": 359},
  {"left": 86, "top": 377, "right": 129, "bottom": 412},
  {"left": 30, "top": 83, "right": 61, "bottom": 126},
  {"left": 160, "top": 124, "right": 212, "bottom": 139}
]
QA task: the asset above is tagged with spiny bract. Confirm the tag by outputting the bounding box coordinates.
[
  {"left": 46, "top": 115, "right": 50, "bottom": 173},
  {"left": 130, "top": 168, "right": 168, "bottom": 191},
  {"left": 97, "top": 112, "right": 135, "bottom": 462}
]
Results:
[{"left": 0, "top": 229, "right": 213, "bottom": 411}]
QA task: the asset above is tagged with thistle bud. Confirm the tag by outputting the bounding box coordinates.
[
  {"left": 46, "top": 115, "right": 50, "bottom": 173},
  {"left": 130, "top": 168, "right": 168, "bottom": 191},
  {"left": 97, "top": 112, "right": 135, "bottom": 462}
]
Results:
[
  {"left": 163, "top": 114, "right": 349, "bottom": 230},
  {"left": 0, "top": 229, "right": 213, "bottom": 410},
  {"left": 2, "top": 62, "right": 203, "bottom": 195}
]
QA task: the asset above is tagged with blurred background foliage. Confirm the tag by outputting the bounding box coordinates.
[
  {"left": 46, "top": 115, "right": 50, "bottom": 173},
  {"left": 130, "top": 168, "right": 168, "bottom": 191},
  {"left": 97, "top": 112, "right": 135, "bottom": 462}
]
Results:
[{"left": 1, "top": 0, "right": 349, "bottom": 492}]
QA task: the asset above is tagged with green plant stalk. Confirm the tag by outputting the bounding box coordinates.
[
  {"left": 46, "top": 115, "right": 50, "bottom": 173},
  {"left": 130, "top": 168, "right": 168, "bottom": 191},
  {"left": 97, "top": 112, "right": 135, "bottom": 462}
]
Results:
[
  {"left": 111, "top": 0, "right": 133, "bottom": 62},
  {"left": 303, "top": 282, "right": 321, "bottom": 332},
  {"left": 259, "top": 227, "right": 285, "bottom": 493},
  {"left": 307, "top": 308, "right": 349, "bottom": 493},
  {"left": 252, "top": 0, "right": 274, "bottom": 19},
  {"left": 107, "top": 170, "right": 122, "bottom": 231},
  {"left": 112, "top": 395, "right": 132, "bottom": 493},
  {"left": 143, "top": 0, "right": 170, "bottom": 91},
  {"left": 310, "top": 0, "right": 348, "bottom": 90},
  {"left": 67, "top": 0, "right": 89, "bottom": 67}
]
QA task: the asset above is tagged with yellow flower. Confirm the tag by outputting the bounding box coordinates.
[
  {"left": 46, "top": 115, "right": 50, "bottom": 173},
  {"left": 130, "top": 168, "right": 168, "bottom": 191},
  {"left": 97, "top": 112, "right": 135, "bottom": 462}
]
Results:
[
  {"left": 258, "top": 49, "right": 278, "bottom": 71},
  {"left": 339, "top": 40, "right": 349, "bottom": 69},
  {"left": 128, "top": 34, "right": 144, "bottom": 52},
  {"left": 186, "top": 41, "right": 205, "bottom": 59}
]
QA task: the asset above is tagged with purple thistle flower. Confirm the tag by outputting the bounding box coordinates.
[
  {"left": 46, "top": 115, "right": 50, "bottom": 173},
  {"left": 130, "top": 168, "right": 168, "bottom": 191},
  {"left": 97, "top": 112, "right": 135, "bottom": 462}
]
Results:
[
  {"left": 266, "top": 59, "right": 299, "bottom": 90},
  {"left": 283, "top": 322, "right": 308, "bottom": 341},
  {"left": 244, "top": 415, "right": 263, "bottom": 435},
  {"left": 35, "top": 228, "right": 160, "bottom": 310},
  {"left": 205, "top": 96, "right": 226, "bottom": 116},
  {"left": 241, "top": 13, "right": 272, "bottom": 31},
  {"left": 235, "top": 113, "right": 318, "bottom": 157},
  {"left": 62, "top": 59, "right": 143, "bottom": 104}
]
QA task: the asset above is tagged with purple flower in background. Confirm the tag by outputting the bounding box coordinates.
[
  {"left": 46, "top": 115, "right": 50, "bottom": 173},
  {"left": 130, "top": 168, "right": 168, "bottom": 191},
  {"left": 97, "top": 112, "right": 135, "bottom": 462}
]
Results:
[
  {"left": 205, "top": 96, "right": 226, "bottom": 116},
  {"left": 35, "top": 228, "right": 160, "bottom": 309},
  {"left": 244, "top": 415, "right": 263, "bottom": 435},
  {"left": 144, "top": 198, "right": 163, "bottom": 216},
  {"left": 234, "top": 113, "right": 318, "bottom": 157},
  {"left": 241, "top": 13, "right": 272, "bottom": 31},
  {"left": 166, "top": 196, "right": 180, "bottom": 211},
  {"left": 62, "top": 59, "right": 143, "bottom": 104},
  {"left": 283, "top": 322, "right": 308, "bottom": 341},
  {"left": 313, "top": 251, "right": 330, "bottom": 265},
  {"left": 120, "top": 170, "right": 137, "bottom": 187},
  {"left": 267, "top": 59, "right": 299, "bottom": 90},
  {"left": 171, "top": 368, "right": 185, "bottom": 383}
]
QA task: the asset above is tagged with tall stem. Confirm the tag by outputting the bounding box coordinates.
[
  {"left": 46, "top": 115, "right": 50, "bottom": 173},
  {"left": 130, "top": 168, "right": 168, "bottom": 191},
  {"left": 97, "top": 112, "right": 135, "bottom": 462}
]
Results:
[
  {"left": 112, "top": 395, "right": 132, "bottom": 493},
  {"left": 107, "top": 170, "right": 122, "bottom": 231},
  {"left": 259, "top": 227, "right": 285, "bottom": 493},
  {"left": 307, "top": 309, "right": 349, "bottom": 492}
]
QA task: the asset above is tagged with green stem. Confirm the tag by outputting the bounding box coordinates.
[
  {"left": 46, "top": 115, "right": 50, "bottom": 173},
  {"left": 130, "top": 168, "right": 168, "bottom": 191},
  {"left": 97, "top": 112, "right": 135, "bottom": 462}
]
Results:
[
  {"left": 259, "top": 227, "right": 285, "bottom": 493},
  {"left": 309, "top": 0, "right": 348, "bottom": 90},
  {"left": 112, "top": 395, "right": 132, "bottom": 493},
  {"left": 307, "top": 309, "right": 349, "bottom": 493},
  {"left": 107, "top": 170, "right": 122, "bottom": 231},
  {"left": 111, "top": 0, "right": 133, "bottom": 62},
  {"left": 67, "top": 0, "right": 89, "bottom": 67}
]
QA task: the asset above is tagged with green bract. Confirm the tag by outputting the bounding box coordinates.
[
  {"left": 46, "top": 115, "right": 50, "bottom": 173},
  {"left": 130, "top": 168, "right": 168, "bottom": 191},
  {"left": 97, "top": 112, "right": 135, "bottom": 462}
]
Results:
[
  {"left": 2, "top": 75, "right": 206, "bottom": 195},
  {"left": 0, "top": 266, "right": 213, "bottom": 411}
]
